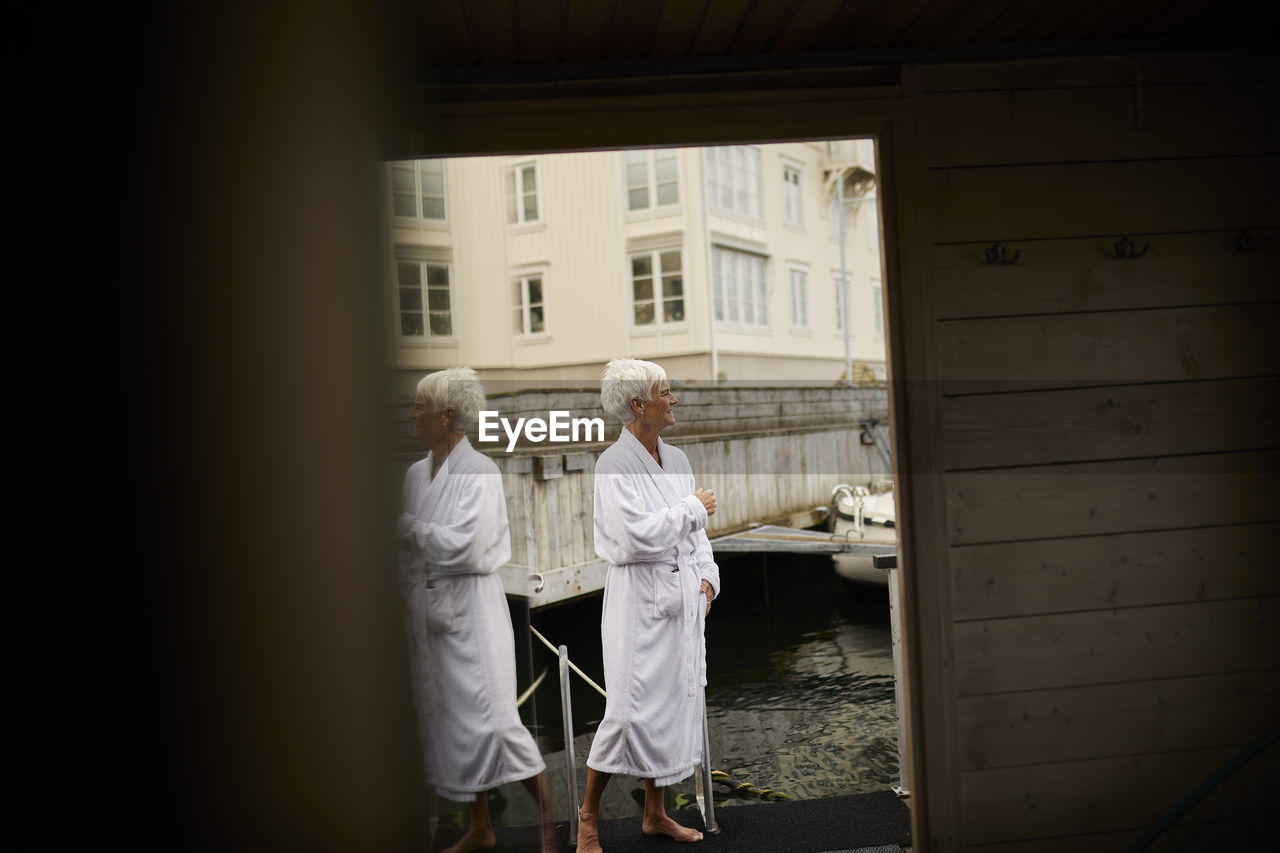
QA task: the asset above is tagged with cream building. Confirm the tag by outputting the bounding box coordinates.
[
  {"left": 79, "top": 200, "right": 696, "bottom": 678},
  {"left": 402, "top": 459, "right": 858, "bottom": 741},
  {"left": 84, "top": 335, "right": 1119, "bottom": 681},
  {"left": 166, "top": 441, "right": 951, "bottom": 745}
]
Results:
[{"left": 379, "top": 140, "right": 884, "bottom": 397}]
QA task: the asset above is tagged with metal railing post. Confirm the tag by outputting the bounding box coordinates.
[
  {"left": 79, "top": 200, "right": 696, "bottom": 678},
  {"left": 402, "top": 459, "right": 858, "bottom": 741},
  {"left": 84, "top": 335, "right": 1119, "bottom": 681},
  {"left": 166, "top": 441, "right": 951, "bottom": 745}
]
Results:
[
  {"left": 695, "top": 694, "right": 718, "bottom": 833},
  {"left": 888, "top": 564, "right": 910, "bottom": 797},
  {"left": 558, "top": 645, "right": 579, "bottom": 845}
]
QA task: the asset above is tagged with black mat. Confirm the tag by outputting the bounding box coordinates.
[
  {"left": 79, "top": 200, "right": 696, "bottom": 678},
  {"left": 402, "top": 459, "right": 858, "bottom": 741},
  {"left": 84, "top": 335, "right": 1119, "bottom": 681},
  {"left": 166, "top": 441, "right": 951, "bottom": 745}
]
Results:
[{"left": 430, "top": 791, "right": 910, "bottom": 852}]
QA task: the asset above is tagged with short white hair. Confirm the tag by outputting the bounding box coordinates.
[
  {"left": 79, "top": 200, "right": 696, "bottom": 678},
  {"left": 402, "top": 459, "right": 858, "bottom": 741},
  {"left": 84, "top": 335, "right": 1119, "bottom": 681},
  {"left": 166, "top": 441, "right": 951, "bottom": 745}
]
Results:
[
  {"left": 415, "top": 367, "right": 485, "bottom": 434},
  {"left": 600, "top": 358, "right": 667, "bottom": 424}
]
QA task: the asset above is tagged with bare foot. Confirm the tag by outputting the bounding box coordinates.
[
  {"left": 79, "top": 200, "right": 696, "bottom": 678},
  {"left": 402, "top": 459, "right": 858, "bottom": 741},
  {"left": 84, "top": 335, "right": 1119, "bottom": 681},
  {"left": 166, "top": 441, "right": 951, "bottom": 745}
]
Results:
[
  {"left": 576, "top": 810, "right": 603, "bottom": 853},
  {"left": 642, "top": 812, "right": 703, "bottom": 843},
  {"left": 440, "top": 825, "right": 496, "bottom": 853}
]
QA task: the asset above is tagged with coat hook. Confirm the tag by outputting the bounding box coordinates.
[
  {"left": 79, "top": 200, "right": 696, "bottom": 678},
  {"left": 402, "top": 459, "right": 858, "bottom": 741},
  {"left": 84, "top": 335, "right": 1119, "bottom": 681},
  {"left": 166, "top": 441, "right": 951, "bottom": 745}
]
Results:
[
  {"left": 1113, "top": 236, "right": 1150, "bottom": 259},
  {"left": 984, "top": 242, "right": 1020, "bottom": 265},
  {"left": 1235, "top": 231, "right": 1269, "bottom": 252}
]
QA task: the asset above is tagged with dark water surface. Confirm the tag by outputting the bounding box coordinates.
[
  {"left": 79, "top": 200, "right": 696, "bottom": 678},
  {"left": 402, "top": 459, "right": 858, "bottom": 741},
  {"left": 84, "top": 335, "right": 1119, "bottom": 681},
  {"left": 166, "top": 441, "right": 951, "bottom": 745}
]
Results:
[{"left": 432, "top": 554, "right": 899, "bottom": 830}]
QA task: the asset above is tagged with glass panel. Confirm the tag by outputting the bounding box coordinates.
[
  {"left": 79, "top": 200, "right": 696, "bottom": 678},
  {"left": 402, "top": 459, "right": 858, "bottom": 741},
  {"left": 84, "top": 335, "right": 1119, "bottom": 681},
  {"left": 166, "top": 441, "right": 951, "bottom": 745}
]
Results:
[
  {"left": 633, "top": 277, "right": 653, "bottom": 301},
  {"left": 627, "top": 163, "right": 648, "bottom": 186},
  {"left": 505, "top": 170, "right": 517, "bottom": 223},
  {"left": 631, "top": 255, "right": 651, "bottom": 277},
  {"left": 393, "top": 194, "right": 417, "bottom": 217},
  {"left": 392, "top": 166, "right": 415, "bottom": 192},
  {"left": 521, "top": 165, "right": 536, "bottom": 193},
  {"left": 514, "top": 308, "right": 524, "bottom": 334},
  {"left": 659, "top": 251, "right": 681, "bottom": 273},
  {"left": 401, "top": 312, "right": 424, "bottom": 336},
  {"left": 626, "top": 150, "right": 646, "bottom": 164},
  {"left": 421, "top": 172, "right": 444, "bottom": 194},
  {"left": 523, "top": 194, "right": 538, "bottom": 221},
  {"left": 397, "top": 262, "right": 421, "bottom": 285},
  {"left": 527, "top": 277, "right": 542, "bottom": 304},
  {"left": 398, "top": 288, "right": 422, "bottom": 311},
  {"left": 427, "top": 264, "right": 449, "bottom": 286},
  {"left": 529, "top": 306, "right": 544, "bottom": 333},
  {"left": 429, "top": 313, "right": 452, "bottom": 336},
  {"left": 663, "top": 299, "right": 684, "bottom": 322},
  {"left": 427, "top": 288, "right": 450, "bottom": 311},
  {"left": 629, "top": 187, "right": 649, "bottom": 210},
  {"left": 656, "top": 183, "right": 677, "bottom": 205},
  {"left": 420, "top": 158, "right": 442, "bottom": 175},
  {"left": 655, "top": 156, "right": 676, "bottom": 181},
  {"left": 634, "top": 303, "right": 654, "bottom": 325},
  {"left": 662, "top": 275, "right": 682, "bottom": 298},
  {"left": 422, "top": 197, "right": 445, "bottom": 219},
  {"left": 513, "top": 280, "right": 524, "bottom": 305}
]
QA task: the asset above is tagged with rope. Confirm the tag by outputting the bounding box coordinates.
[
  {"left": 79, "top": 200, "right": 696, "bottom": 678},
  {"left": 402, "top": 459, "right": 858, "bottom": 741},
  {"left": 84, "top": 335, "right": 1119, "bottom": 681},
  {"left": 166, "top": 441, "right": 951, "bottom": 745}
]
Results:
[
  {"left": 515, "top": 666, "right": 547, "bottom": 708},
  {"left": 710, "top": 769, "right": 794, "bottom": 801},
  {"left": 529, "top": 625, "right": 608, "bottom": 698}
]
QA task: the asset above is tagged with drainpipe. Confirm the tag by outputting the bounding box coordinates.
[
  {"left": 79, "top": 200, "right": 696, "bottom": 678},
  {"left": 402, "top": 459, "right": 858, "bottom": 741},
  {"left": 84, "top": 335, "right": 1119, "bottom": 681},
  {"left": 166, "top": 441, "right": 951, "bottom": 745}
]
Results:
[
  {"left": 699, "top": 149, "right": 720, "bottom": 383},
  {"left": 838, "top": 169, "right": 852, "bottom": 387}
]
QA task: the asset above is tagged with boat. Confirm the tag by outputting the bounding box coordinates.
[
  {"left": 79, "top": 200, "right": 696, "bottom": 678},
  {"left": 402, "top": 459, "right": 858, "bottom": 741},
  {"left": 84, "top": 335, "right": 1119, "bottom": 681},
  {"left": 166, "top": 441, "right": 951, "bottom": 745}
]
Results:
[{"left": 829, "top": 483, "right": 897, "bottom": 587}]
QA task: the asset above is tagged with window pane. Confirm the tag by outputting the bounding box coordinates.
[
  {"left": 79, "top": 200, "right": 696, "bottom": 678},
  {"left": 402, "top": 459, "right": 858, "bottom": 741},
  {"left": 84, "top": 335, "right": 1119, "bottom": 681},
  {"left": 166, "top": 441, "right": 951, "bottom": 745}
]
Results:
[
  {"left": 626, "top": 163, "right": 648, "bottom": 186},
  {"left": 393, "top": 194, "right": 417, "bottom": 217},
  {"left": 626, "top": 150, "right": 646, "bottom": 164},
  {"left": 629, "top": 187, "right": 649, "bottom": 210},
  {"left": 513, "top": 280, "right": 524, "bottom": 306},
  {"left": 422, "top": 197, "right": 445, "bottom": 219},
  {"left": 663, "top": 299, "right": 685, "bottom": 322},
  {"left": 521, "top": 165, "right": 536, "bottom": 193},
  {"left": 421, "top": 172, "right": 444, "bottom": 194},
  {"left": 655, "top": 156, "right": 676, "bottom": 182},
  {"left": 397, "top": 262, "right": 421, "bottom": 286},
  {"left": 662, "top": 275, "right": 682, "bottom": 298},
  {"left": 633, "top": 277, "right": 653, "bottom": 301},
  {"left": 523, "top": 194, "right": 538, "bottom": 221},
  {"left": 401, "top": 312, "right": 424, "bottom": 336},
  {"left": 514, "top": 308, "right": 524, "bottom": 334},
  {"left": 427, "top": 288, "right": 450, "bottom": 311},
  {"left": 631, "top": 255, "right": 651, "bottom": 277},
  {"left": 419, "top": 158, "right": 442, "bottom": 175},
  {"left": 634, "top": 303, "right": 654, "bottom": 325},
  {"left": 656, "top": 183, "right": 678, "bottom": 205},
  {"left": 659, "top": 250, "right": 681, "bottom": 273},
  {"left": 399, "top": 288, "right": 422, "bottom": 311},
  {"left": 429, "top": 313, "right": 452, "bottom": 336},
  {"left": 527, "top": 276, "right": 542, "bottom": 304},
  {"left": 392, "top": 167, "right": 415, "bottom": 192},
  {"left": 426, "top": 264, "right": 449, "bottom": 286},
  {"left": 529, "top": 306, "right": 544, "bottom": 333}
]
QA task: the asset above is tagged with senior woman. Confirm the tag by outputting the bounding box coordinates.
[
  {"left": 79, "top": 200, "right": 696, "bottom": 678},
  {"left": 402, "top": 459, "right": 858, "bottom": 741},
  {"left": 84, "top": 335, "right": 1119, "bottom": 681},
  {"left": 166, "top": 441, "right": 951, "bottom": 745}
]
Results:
[
  {"left": 398, "top": 367, "right": 554, "bottom": 853},
  {"left": 576, "top": 358, "right": 720, "bottom": 852}
]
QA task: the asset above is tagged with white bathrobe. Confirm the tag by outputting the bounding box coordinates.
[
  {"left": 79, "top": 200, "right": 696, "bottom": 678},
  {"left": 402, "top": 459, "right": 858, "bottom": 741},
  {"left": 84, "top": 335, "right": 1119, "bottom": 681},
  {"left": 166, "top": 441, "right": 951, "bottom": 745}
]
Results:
[
  {"left": 398, "top": 436, "right": 546, "bottom": 802},
  {"left": 586, "top": 429, "right": 721, "bottom": 787}
]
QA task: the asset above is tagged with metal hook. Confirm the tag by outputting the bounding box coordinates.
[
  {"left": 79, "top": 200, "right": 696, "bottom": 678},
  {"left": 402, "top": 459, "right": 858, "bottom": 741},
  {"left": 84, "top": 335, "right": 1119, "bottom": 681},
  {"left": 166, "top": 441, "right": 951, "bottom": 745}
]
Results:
[
  {"left": 984, "top": 242, "right": 1021, "bottom": 265},
  {"left": 1235, "top": 231, "right": 1269, "bottom": 253},
  {"left": 1113, "top": 236, "right": 1150, "bottom": 259}
]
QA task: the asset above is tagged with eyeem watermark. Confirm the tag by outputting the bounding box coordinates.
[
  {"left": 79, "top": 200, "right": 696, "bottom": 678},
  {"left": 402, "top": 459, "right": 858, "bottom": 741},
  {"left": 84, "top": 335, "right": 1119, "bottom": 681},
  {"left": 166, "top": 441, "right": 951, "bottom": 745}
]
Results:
[{"left": 478, "top": 410, "right": 605, "bottom": 452}]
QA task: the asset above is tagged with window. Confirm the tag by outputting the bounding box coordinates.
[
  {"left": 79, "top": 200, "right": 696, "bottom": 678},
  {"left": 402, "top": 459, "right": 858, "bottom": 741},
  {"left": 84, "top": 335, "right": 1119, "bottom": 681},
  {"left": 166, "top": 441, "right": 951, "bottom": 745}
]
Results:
[
  {"left": 631, "top": 249, "right": 684, "bottom": 326},
  {"left": 712, "top": 247, "right": 767, "bottom": 326},
  {"left": 788, "top": 268, "right": 808, "bottom": 328},
  {"left": 505, "top": 162, "right": 540, "bottom": 225},
  {"left": 397, "top": 259, "right": 452, "bottom": 338},
  {"left": 512, "top": 273, "right": 546, "bottom": 335},
  {"left": 783, "top": 165, "right": 803, "bottom": 227},
  {"left": 871, "top": 278, "right": 883, "bottom": 338},
  {"left": 625, "top": 150, "right": 679, "bottom": 211},
  {"left": 704, "top": 146, "right": 761, "bottom": 219},
  {"left": 391, "top": 159, "right": 446, "bottom": 220},
  {"left": 834, "top": 272, "right": 849, "bottom": 331}
]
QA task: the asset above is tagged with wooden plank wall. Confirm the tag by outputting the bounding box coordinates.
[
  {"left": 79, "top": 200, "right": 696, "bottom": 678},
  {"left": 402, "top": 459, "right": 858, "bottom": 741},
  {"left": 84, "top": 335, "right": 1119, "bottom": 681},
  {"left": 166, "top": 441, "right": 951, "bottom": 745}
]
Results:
[{"left": 912, "top": 51, "right": 1280, "bottom": 850}]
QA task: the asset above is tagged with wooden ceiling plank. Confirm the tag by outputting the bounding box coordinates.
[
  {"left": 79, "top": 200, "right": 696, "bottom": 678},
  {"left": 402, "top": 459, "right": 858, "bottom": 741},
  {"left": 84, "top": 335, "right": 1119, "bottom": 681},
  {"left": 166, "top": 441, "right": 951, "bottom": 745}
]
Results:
[
  {"left": 650, "top": 0, "right": 713, "bottom": 57},
  {"left": 853, "top": 0, "right": 937, "bottom": 48},
  {"left": 812, "top": 0, "right": 896, "bottom": 50},
  {"left": 688, "top": 0, "right": 756, "bottom": 56},
  {"left": 970, "top": 0, "right": 1058, "bottom": 43},
  {"left": 1010, "top": 0, "right": 1100, "bottom": 41},
  {"left": 608, "top": 0, "right": 666, "bottom": 60},
  {"left": 1089, "top": 0, "right": 1182, "bottom": 39},
  {"left": 1052, "top": 0, "right": 1133, "bottom": 41},
  {"left": 463, "top": 0, "right": 519, "bottom": 65},
  {"left": 935, "top": 0, "right": 1023, "bottom": 45},
  {"left": 420, "top": 0, "right": 480, "bottom": 66},
  {"left": 562, "top": 0, "right": 614, "bottom": 62},
  {"left": 898, "top": 0, "right": 980, "bottom": 47},
  {"left": 517, "top": 0, "right": 568, "bottom": 64},
  {"left": 730, "top": 0, "right": 804, "bottom": 54},
  {"left": 771, "top": 0, "right": 847, "bottom": 52}
]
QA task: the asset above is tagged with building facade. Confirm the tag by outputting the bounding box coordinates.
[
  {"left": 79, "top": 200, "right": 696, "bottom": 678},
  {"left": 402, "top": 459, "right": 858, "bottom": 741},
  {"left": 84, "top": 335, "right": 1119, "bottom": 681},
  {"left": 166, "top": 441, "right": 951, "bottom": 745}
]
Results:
[{"left": 379, "top": 140, "right": 885, "bottom": 397}]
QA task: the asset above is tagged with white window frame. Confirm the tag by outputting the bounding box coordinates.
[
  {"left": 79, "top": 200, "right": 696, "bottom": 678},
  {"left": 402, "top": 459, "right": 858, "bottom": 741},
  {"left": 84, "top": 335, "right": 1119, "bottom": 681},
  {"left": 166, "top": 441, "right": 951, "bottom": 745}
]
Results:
[
  {"left": 390, "top": 159, "right": 447, "bottom": 222},
  {"left": 712, "top": 246, "right": 768, "bottom": 327},
  {"left": 395, "top": 256, "right": 455, "bottom": 342},
  {"left": 512, "top": 269, "right": 548, "bottom": 337},
  {"left": 624, "top": 149, "right": 680, "bottom": 212},
  {"left": 629, "top": 247, "right": 686, "bottom": 328},
  {"left": 787, "top": 264, "right": 809, "bottom": 330},
  {"left": 704, "top": 146, "right": 762, "bottom": 221},
  {"left": 505, "top": 159, "right": 542, "bottom": 226},
  {"left": 783, "top": 162, "right": 804, "bottom": 229}
]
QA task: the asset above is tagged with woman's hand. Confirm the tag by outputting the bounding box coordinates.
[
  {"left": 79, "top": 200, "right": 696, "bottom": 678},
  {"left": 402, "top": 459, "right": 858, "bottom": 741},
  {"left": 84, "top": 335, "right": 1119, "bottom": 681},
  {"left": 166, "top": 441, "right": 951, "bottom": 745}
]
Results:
[
  {"left": 694, "top": 487, "right": 716, "bottom": 516},
  {"left": 701, "top": 580, "right": 713, "bottom": 616}
]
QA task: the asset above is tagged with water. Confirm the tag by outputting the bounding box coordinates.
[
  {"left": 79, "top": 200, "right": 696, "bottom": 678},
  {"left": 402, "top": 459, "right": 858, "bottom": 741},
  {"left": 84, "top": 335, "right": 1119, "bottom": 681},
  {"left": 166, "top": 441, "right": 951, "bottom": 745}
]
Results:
[{"left": 432, "top": 553, "right": 899, "bottom": 830}]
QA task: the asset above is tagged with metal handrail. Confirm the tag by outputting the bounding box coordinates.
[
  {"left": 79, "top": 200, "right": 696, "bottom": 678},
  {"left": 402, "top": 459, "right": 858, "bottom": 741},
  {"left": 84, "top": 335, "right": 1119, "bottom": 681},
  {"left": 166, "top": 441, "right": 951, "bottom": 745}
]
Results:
[{"left": 526, "top": 625, "right": 718, "bottom": 840}]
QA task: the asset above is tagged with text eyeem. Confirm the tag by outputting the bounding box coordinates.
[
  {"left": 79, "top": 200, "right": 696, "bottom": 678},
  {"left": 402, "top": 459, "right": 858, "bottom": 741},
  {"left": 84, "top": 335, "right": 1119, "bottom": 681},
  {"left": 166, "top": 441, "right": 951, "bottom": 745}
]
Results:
[{"left": 477, "top": 410, "right": 606, "bottom": 452}]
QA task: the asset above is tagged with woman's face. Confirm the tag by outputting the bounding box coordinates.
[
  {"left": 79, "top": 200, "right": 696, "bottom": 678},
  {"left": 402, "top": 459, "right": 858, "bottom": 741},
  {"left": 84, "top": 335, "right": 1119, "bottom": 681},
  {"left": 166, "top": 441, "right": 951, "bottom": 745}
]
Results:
[{"left": 635, "top": 381, "right": 678, "bottom": 432}]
